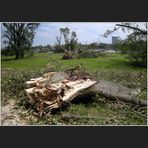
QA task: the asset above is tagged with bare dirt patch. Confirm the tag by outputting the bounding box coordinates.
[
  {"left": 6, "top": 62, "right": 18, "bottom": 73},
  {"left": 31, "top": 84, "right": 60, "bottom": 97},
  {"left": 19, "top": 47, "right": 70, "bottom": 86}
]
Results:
[{"left": 1, "top": 99, "right": 28, "bottom": 126}]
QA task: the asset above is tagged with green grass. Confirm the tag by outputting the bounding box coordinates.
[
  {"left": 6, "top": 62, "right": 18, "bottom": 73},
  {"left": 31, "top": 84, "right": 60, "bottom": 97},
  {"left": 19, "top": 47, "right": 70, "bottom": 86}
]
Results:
[
  {"left": 1, "top": 52, "right": 147, "bottom": 125},
  {"left": 2, "top": 52, "right": 145, "bottom": 71},
  {"left": 1, "top": 53, "right": 51, "bottom": 70},
  {"left": 59, "top": 54, "right": 144, "bottom": 71}
]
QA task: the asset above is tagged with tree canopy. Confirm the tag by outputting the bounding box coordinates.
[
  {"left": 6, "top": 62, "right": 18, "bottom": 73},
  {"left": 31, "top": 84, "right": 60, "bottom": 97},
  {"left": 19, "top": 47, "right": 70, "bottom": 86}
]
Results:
[
  {"left": 104, "top": 23, "right": 147, "bottom": 67},
  {"left": 59, "top": 27, "right": 78, "bottom": 51},
  {"left": 2, "top": 23, "right": 40, "bottom": 59}
]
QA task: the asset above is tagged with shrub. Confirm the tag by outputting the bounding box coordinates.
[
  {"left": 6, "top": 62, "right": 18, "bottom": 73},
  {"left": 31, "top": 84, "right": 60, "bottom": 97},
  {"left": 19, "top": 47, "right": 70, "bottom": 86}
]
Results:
[
  {"left": 77, "top": 50, "right": 107, "bottom": 58},
  {"left": 116, "top": 35, "right": 147, "bottom": 67},
  {"left": 1, "top": 48, "right": 15, "bottom": 56}
]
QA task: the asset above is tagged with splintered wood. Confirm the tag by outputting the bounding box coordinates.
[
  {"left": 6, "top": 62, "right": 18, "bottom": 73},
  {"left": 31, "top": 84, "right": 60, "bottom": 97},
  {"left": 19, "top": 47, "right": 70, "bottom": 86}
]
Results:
[{"left": 25, "top": 71, "right": 96, "bottom": 112}]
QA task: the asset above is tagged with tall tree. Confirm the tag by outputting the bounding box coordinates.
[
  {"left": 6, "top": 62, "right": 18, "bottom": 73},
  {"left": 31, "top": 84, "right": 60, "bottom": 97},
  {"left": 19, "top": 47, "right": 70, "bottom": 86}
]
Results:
[
  {"left": 55, "top": 33, "right": 62, "bottom": 52},
  {"left": 60, "top": 27, "right": 70, "bottom": 50},
  {"left": 69, "top": 31, "right": 78, "bottom": 51},
  {"left": 2, "top": 23, "right": 40, "bottom": 59},
  {"left": 60, "top": 27, "right": 78, "bottom": 52}
]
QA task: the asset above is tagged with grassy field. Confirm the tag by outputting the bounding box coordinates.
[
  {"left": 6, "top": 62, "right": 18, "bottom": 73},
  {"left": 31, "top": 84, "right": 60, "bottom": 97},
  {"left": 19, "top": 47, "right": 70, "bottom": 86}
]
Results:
[
  {"left": 2, "top": 53, "right": 51, "bottom": 70},
  {"left": 1, "top": 52, "right": 147, "bottom": 125},
  {"left": 2, "top": 52, "right": 145, "bottom": 71}
]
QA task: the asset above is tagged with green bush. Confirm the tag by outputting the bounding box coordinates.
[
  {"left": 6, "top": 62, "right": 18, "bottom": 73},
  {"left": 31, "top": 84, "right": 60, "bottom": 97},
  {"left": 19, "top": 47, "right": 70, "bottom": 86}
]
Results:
[
  {"left": 77, "top": 50, "right": 107, "bottom": 58},
  {"left": 116, "top": 36, "right": 147, "bottom": 67},
  {"left": 1, "top": 48, "right": 15, "bottom": 56}
]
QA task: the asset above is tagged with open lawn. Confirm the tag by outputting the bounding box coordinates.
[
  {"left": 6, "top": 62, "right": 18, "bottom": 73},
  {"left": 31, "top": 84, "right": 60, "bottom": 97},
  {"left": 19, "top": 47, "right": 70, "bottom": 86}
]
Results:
[
  {"left": 1, "top": 52, "right": 147, "bottom": 125},
  {"left": 1, "top": 53, "right": 51, "bottom": 70},
  {"left": 1, "top": 52, "right": 145, "bottom": 71}
]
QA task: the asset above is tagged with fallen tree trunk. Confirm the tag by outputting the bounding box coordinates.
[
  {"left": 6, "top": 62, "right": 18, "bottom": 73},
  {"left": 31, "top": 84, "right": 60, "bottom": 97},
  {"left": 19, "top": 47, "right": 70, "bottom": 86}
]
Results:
[
  {"left": 25, "top": 71, "right": 147, "bottom": 113},
  {"left": 91, "top": 80, "right": 147, "bottom": 106}
]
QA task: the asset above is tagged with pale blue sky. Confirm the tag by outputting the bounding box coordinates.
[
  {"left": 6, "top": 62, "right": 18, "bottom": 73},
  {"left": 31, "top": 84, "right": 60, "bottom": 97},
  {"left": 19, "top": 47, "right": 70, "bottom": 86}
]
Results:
[{"left": 33, "top": 22, "right": 131, "bottom": 46}]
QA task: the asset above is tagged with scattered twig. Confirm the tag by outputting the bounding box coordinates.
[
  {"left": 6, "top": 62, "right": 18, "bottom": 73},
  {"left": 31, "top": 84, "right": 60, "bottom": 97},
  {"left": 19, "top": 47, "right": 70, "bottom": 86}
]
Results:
[{"left": 114, "top": 96, "right": 147, "bottom": 119}]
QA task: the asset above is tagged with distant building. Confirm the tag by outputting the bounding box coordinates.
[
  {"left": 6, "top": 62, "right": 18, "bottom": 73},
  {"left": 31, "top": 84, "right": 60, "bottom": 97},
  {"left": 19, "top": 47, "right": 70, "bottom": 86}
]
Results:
[{"left": 112, "top": 36, "right": 120, "bottom": 45}]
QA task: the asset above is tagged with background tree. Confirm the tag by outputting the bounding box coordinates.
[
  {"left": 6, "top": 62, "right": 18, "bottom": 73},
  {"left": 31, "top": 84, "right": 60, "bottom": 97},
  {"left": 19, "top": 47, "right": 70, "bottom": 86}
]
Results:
[
  {"left": 69, "top": 31, "right": 78, "bottom": 51},
  {"left": 54, "top": 33, "right": 63, "bottom": 52},
  {"left": 60, "top": 27, "right": 70, "bottom": 51},
  {"left": 2, "top": 23, "right": 40, "bottom": 59},
  {"left": 60, "top": 28, "right": 78, "bottom": 59},
  {"left": 60, "top": 28, "right": 78, "bottom": 52},
  {"left": 104, "top": 23, "right": 147, "bottom": 67}
]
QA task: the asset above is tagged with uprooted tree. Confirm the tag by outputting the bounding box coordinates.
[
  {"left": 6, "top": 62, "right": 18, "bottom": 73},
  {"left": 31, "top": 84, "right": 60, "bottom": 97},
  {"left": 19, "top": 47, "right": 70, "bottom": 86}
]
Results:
[
  {"left": 104, "top": 23, "right": 147, "bottom": 67},
  {"left": 2, "top": 23, "right": 40, "bottom": 59}
]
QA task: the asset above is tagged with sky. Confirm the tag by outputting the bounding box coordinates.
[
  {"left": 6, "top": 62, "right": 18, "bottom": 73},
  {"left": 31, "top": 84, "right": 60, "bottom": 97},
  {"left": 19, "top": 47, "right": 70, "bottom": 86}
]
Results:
[
  {"left": 32, "top": 22, "right": 131, "bottom": 46},
  {"left": 1, "top": 22, "right": 146, "bottom": 48}
]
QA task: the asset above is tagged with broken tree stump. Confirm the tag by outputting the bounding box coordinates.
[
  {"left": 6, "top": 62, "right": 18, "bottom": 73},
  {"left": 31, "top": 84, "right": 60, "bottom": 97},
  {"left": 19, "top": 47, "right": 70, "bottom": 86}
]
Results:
[{"left": 25, "top": 71, "right": 97, "bottom": 112}]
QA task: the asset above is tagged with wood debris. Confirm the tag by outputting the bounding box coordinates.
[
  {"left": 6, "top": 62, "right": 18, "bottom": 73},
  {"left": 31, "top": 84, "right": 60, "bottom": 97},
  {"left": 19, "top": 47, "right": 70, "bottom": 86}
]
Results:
[{"left": 25, "top": 71, "right": 97, "bottom": 113}]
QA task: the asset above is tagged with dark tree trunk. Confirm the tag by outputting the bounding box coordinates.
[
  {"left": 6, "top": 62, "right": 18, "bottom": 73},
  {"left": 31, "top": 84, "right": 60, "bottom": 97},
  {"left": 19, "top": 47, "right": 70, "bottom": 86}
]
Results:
[{"left": 15, "top": 49, "right": 20, "bottom": 59}]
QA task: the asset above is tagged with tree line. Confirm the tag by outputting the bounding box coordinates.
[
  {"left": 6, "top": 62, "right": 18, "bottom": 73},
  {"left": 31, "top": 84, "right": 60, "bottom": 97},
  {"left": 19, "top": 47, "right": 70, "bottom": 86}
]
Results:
[{"left": 2, "top": 22, "right": 147, "bottom": 67}]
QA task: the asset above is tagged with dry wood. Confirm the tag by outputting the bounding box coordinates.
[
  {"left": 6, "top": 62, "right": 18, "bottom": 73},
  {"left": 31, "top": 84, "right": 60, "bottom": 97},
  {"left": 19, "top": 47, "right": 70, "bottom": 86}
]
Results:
[{"left": 25, "top": 71, "right": 97, "bottom": 112}]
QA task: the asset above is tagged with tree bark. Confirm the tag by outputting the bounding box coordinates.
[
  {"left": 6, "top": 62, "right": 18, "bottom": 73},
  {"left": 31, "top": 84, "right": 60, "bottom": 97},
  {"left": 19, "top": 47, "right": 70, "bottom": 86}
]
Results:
[{"left": 90, "top": 81, "right": 147, "bottom": 106}]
